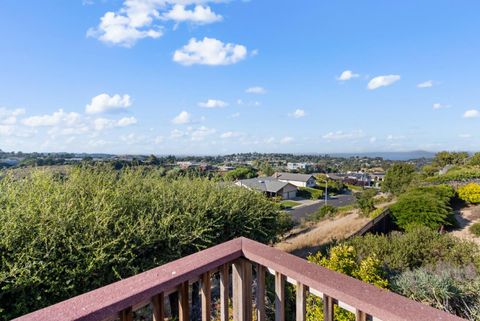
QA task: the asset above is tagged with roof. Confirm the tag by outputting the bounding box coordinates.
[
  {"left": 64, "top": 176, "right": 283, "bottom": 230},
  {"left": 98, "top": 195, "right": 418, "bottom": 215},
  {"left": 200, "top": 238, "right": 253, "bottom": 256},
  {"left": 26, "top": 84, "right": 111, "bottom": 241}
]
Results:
[
  {"left": 273, "top": 172, "right": 316, "bottom": 183},
  {"left": 237, "top": 177, "right": 295, "bottom": 193}
]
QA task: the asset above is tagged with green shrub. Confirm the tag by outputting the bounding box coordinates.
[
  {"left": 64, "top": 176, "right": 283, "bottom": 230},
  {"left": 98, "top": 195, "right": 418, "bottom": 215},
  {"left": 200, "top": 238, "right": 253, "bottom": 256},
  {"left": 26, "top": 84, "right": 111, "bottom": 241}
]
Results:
[
  {"left": 470, "top": 223, "right": 480, "bottom": 237},
  {"left": 356, "top": 189, "right": 377, "bottom": 216},
  {"left": 382, "top": 163, "right": 416, "bottom": 195},
  {"left": 390, "top": 185, "right": 454, "bottom": 230},
  {"left": 458, "top": 183, "right": 480, "bottom": 204},
  {"left": 347, "top": 227, "right": 480, "bottom": 272},
  {"left": 427, "top": 166, "right": 480, "bottom": 183},
  {"left": 298, "top": 187, "right": 323, "bottom": 200},
  {"left": 306, "top": 245, "right": 387, "bottom": 321},
  {"left": 0, "top": 166, "right": 282, "bottom": 319},
  {"left": 308, "top": 205, "right": 337, "bottom": 221},
  {"left": 369, "top": 208, "right": 384, "bottom": 219},
  {"left": 392, "top": 264, "right": 480, "bottom": 320}
]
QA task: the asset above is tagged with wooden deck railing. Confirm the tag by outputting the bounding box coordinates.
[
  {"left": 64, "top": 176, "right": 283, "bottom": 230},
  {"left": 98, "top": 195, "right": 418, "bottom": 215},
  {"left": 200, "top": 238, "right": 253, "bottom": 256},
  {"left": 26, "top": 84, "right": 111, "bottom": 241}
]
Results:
[{"left": 14, "top": 237, "right": 465, "bottom": 321}]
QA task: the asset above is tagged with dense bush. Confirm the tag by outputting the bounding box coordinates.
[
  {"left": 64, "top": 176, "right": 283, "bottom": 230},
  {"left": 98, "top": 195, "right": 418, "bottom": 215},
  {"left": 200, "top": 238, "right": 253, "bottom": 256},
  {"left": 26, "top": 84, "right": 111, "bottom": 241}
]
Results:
[
  {"left": 308, "top": 205, "right": 337, "bottom": 221},
  {"left": 382, "top": 163, "right": 416, "bottom": 195},
  {"left": 458, "top": 183, "right": 480, "bottom": 204},
  {"left": 347, "top": 227, "right": 480, "bottom": 273},
  {"left": 427, "top": 166, "right": 480, "bottom": 183},
  {"left": 390, "top": 185, "right": 455, "bottom": 230},
  {"left": 392, "top": 263, "right": 480, "bottom": 320},
  {"left": 355, "top": 189, "right": 376, "bottom": 216},
  {"left": 306, "top": 245, "right": 387, "bottom": 321},
  {"left": 0, "top": 166, "right": 282, "bottom": 319},
  {"left": 298, "top": 187, "right": 323, "bottom": 200},
  {"left": 470, "top": 223, "right": 480, "bottom": 237}
]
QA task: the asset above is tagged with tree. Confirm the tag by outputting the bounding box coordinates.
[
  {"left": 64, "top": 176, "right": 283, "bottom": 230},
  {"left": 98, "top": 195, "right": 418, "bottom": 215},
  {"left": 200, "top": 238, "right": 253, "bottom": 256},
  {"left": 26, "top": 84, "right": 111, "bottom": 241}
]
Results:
[
  {"left": 259, "top": 162, "right": 275, "bottom": 176},
  {"left": 458, "top": 183, "right": 480, "bottom": 204},
  {"left": 382, "top": 163, "right": 416, "bottom": 195},
  {"left": 390, "top": 187, "right": 453, "bottom": 230},
  {"left": 356, "top": 189, "right": 376, "bottom": 216},
  {"left": 223, "top": 167, "right": 257, "bottom": 181},
  {"left": 469, "top": 152, "right": 480, "bottom": 166},
  {"left": 433, "top": 151, "right": 469, "bottom": 167}
]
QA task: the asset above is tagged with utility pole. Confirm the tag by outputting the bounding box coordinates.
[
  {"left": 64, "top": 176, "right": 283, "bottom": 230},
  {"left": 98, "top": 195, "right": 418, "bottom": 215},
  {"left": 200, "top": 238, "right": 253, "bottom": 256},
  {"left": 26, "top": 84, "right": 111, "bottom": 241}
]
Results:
[{"left": 324, "top": 180, "right": 328, "bottom": 205}]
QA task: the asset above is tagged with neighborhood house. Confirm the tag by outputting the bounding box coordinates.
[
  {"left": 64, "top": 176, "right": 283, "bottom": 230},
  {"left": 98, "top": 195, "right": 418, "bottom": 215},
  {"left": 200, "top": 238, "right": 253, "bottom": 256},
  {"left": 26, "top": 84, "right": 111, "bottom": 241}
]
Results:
[
  {"left": 235, "top": 177, "right": 298, "bottom": 199},
  {"left": 273, "top": 172, "right": 317, "bottom": 188}
]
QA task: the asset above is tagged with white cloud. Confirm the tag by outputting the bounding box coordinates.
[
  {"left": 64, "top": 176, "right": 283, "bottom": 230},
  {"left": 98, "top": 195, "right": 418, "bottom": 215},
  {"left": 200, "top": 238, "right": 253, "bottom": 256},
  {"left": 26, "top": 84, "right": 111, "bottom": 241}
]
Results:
[
  {"left": 94, "top": 116, "right": 137, "bottom": 130},
  {"left": 367, "top": 75, "right": 400, "bottom": 90},
  {"left": 463, "top": 109, "right": 479, "bottom": 118},
  {"left": 280, "top": 136, "right": 294, "bottom": 144},
  {"left": 245, "top": 86, "right": 266, "bottom": 94},
  {"left": 173, "top": 37, "right": 248, "bottom": 66},
  {"left": 369, "top": 136, "right": 377, "bottom": 143},
  {"left": 417, "top": 80, "right": 434, "bottom": 88},
  {"left": 121, "top": 133, "right": 144, "bottom": 145},
  {"left": 337, "top": 70, "right": 359, "bottom": 81},
  {"left": 198, "top": 99, "right": 228, "bottom": 108},
  {"left": 0, "top": 107, "right": 25, "bottom": 125},
  {"left": 386, "top": 134, "right": 406, "bottom": 140},
  {"left": 172, "top": 110, "right": 191, "bottom": 124},
  {"left": 23, "top": 109, "right": 81, "bottom": 127},
  {"left": 191, "top": 126, "right": 216, "bottom": 141},
  {"left": 459, "top": 134, "right": 472, "bottom": 139},
  {"left": 433, "top": 103, "right": 449, "bottom": 110},
  {"left": 220, "top": 131, "right": 243, "bottom": 139},
  {"left": 162, "top": 5, "right": 222, "bottom": 24},
  {"left": 87, "top": 11, "right": 163, "bottom": 48},
  {"left": 289, "top": 109, "right": 306, "bottom": 118},
  {"left": 88, "top": 1, "right": 226, "bottom": 47},
  {"left": 86, "top": 93, "right": 132, "bottom": 114},
  {"left": 322, "top": 130, "right": 365, "bottom": 140},
  {"left": 170, "top": 129, "right": 185, "bottom": 139},
  {"left": 228, "top": 112, "right": 240, "bottom": 119},
  {"left": 155, "top": 135, "right": 164, "bottom": 144}
]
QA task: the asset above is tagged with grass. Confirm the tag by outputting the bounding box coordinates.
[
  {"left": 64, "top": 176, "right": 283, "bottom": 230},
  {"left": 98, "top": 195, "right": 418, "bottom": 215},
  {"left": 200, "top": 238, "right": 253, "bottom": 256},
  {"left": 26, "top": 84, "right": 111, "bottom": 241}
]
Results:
[
  {"left": 470, "top": 222, "right": 480, "bottom": 237},
  {"left": 280, "top": 200, "right": 301, "bottom": 209}
]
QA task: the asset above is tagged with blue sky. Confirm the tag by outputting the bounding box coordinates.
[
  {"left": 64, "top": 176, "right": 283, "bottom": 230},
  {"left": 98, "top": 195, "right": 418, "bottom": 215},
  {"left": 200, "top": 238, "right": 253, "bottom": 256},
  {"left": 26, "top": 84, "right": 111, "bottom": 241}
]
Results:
[{"left": 1, "top": 0, "right": 480, "bottom": 155}]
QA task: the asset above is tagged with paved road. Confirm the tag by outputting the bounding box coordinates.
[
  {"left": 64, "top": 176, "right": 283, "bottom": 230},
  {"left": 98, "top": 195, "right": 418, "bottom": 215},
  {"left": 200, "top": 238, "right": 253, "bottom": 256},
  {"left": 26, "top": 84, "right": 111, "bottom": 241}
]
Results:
[{"left": 288, "top": 194, "right": 356, "bottom": 222}]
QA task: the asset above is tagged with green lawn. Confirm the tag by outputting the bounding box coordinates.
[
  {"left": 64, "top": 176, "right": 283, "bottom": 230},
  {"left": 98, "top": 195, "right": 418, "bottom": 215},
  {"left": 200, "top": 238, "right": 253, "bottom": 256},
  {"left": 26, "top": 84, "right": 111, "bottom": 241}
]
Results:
[{"left": 280, "top": 200, "right": 301, "bottom": 209}]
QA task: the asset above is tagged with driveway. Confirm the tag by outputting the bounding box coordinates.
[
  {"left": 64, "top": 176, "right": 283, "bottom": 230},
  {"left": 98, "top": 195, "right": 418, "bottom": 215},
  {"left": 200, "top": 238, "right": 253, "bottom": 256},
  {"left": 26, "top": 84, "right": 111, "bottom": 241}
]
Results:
[{"left": 288, "top": 193, "right": 356, "bottom": 222}]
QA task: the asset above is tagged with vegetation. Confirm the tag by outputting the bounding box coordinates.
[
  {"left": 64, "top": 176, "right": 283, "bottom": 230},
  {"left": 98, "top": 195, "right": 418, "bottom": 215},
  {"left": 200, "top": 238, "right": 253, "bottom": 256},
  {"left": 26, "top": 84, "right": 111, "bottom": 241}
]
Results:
[
  {"left": 390, "top": 185, "right": 455, "bottom": 230},
  {"left": 298, "top": 186, "right": 323, "bottom": 200},
  {"left": 308, "top": 205, "right": 338, "bottom": 221},
  {"left": 433, "top": 151, "right": 469, "bottom": 167},
  {"left": 470, "top": 223, "right": 480, "bottom": 237},
  {"left": 458, "top": 183, "right": 480, "bottom": 204},
  {"left": 222, "top": 166, "right": 257, "bottom": 181},
  {"left": 355, "top": 189, "right": 377, "bottom": 216},
  {"left": 304, "top": 228, "right": 480, "bottom": 320},
  {"left": 280, "top": 200, "right": 301, "bottom": 209},
  {"left": 382, "top": 163, "right": 416, "bottom": 195},
  {"left": 306, "top": 245, "right": 388, "bottom": 321},
  {"left": 0, "top": 166, "right": 283, "bottom": 320},
  {"left": 469, "top": 152, "right": 480, "bottom": 166},
  {"left": 426, "top": 166, "right": 480, "bottom": 183}
]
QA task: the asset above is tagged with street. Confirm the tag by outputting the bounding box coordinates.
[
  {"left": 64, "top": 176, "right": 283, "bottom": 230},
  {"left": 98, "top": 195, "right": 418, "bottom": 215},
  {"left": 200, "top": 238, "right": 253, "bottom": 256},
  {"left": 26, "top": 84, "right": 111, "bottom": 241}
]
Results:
[{"left": 288, "top": 193, "right": 356, "bottom": 222}]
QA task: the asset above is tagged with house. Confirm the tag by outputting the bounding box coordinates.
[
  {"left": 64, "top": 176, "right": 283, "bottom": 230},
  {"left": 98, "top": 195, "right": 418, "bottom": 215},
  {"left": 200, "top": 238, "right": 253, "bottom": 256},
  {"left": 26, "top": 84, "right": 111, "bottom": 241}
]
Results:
[
  {"left": 286, "top": 162, "right": 311, "bottom": 171},
  {"left": 273, "top": 172, "right": 316, "bottom": 188},
  {"left": 235, "top": 177, "right": 298, "bottom": 199}
]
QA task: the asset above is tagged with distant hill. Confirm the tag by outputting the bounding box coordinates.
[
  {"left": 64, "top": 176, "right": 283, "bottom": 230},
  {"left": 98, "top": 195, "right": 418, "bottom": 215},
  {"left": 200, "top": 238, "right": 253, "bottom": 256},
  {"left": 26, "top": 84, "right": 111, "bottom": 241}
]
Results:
[{"left": 329, "top": 150, "right": 436, "bottom": 161}]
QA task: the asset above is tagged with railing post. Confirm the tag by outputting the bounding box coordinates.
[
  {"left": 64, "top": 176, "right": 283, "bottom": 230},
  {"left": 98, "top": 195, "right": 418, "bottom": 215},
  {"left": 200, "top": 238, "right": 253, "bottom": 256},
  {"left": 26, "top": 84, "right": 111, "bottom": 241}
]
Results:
[
  {"left": 256, "top": 264, "right": 266, "bottom": 321},
  {"left": 356, "top": 309, "right": 367, "bottom": 321},
  {"left": 296, "top": 282, "right": 306, "bottom": 321},
  {"left": 275, "top": 272, "right": 285, "bottom": 321},
  {"left": 220, "top": 264, "right": 229, "bottom": 321},
  {"left": 233, "top": 259, "right": 252, "bottom": 321},
  {"left": 119, "top": 307, "right": 133, "bottom": 321},
  {"left": 178, "top": 281, "right": 190, "bottom": 321},
  {"left": 323, "top": 294, "right": 333, "bottom": 321},
  {"left": 151, "top": 293, "right": 164, "bottom": 321},
  {"left": 201, "top": 271, "right": 212, "bottom": 321}
]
